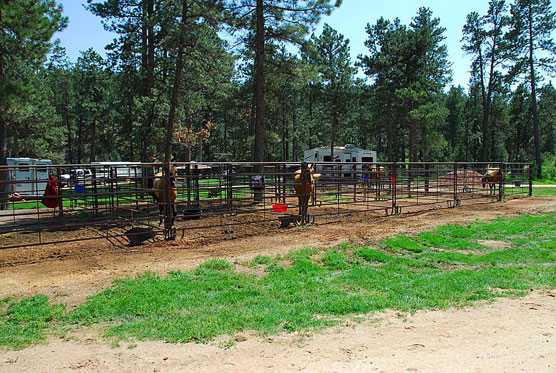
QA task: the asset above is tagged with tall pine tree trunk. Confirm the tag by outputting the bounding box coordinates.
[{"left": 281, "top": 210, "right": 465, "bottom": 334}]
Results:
[
  {"left": 528, "top": 4, "right": 542, "bottom": 179},
  {"left": 386, "top": 99, "right": 393, "bottom": 162},
  {"left": 65, "top": 101, "right": 73, "bottom": 163},
  {"left": 90, "top": 120, "right": 97, "bottom": 162},
  {"left": 409, "top": 118, "right": 416, "bottom": 163},
  {"left": 253, "top": 0, "right": 265, "bottom": 164},
  {"left": 140, "top": 0, "right": 155, "bottom": 163},
  {"left": 164, "top": 0, "right": 188, "bottom": 164},
  {"left": 330, "top": 94, "right": 339, "bottom": 162}
]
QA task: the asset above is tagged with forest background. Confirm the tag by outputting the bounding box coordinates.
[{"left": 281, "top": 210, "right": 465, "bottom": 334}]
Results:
[{"left": 1, "top": 0, "right": 556, "bottom": 181}]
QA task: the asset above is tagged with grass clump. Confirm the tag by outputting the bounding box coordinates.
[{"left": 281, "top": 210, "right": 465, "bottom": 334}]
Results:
[
  {"left": 414, "top": 232, "right": 488, "bottom": 251},
  {"left": 0, "top": 295, "right": 65, "bottom": 349},
  {"left": 383, "top": 234, "right": 426, "bottom": 252},
  {"left": 321, "top": 250, "right": 350, "bottom": 270}
]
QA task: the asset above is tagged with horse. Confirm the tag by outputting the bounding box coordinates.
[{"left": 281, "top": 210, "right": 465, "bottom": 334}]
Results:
[
  {"left": 366, "top": 164, "right": 387, "bottom": 200},
  {"left": 482, "top": 165, "right": 503, "bottom": 195},
  {"left": 151, "top": 167, "right": 177, "bottom": 225},
  {"left": 293, "top": 164, "right": 321, "bottom": 217}
]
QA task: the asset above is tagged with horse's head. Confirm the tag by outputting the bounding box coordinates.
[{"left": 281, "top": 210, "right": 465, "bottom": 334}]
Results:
[
  {"left": 169, "top": 167, "right": 177, "bottom": 188},
  {"left": 306, "top": 164, "right": 320, "bottom": 184}
]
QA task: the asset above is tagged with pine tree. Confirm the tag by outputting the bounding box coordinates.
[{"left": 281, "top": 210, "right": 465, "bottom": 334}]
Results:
[
  {"left": 0, "top": 0, "right": 67, "bottom": 209},
  {"left": 225, "top": 0, "right": 341, "bottom": 162},
  {"left": 303, "top": 23, "right": 355, "bottom": 161},
  {"left": 507, "top": 0, "right": 556, "bottom": 178},
  {"left": 462, "top": 0, "right": 509, "bottom": 163}
]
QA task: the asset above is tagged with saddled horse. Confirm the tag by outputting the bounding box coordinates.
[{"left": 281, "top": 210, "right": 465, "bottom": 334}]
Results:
[
  {"left": 482, "top": 165, "right": 503, "bottom": 195},
  {"left": 150, "top": 167, "right": 178, "bottom": 224},
  {"left": 293, "top": 164, "right": 321, "bottom": 217}
]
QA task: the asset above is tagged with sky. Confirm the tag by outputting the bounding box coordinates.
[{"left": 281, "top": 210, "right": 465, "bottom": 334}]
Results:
[{"left": 54, "top": 0, "right": 552, "bottom": 89}]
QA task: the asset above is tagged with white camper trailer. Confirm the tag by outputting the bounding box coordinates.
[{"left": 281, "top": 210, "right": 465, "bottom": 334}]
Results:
[
  {"left": 91, "top": 162, "right": 144, "bottom": 179},
  {"left": 6, "top": 158, "right": 52, "bottom": 196},
  {"left": 303, "top": 144, "right": 377, "bottom": 176},
  {"left": 304, "top": 144, "right": 376, "bottom": 164}
]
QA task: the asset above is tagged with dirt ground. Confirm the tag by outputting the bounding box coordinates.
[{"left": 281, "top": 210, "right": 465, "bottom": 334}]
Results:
[{"left": 0, "top": 195, "right": 555, "bottom": 372}]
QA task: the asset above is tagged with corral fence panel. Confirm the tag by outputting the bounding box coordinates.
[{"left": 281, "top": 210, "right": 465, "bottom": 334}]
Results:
[{"left": 0, "top": 161, "right": 533, "bottom": 249}]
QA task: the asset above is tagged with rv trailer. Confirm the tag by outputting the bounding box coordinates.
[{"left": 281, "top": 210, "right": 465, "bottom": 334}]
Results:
[
  {"left": 6, "top": 158, "right": 53, "bottom": 196},
  {"left": 303, "top": 144, "right": 377, "bottom": 176}
]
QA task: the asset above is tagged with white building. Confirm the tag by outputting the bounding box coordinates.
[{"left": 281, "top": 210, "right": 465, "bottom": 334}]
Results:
[{"left": 6, "top": 158, "right": 52, "bottom": 196}]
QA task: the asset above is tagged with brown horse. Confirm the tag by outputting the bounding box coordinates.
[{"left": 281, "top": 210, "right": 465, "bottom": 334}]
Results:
[
  {"left": 293, "top": 164, "right": 321, "bottom": 217},
  {"left": 151, "top": 167, "right": 177, "bottom": 224},
  {"left": 482, "top": 166, "right": 503, "bottom": 195},
  {"left": 367, "top": 164, "right": 387, "bottom": 200}
]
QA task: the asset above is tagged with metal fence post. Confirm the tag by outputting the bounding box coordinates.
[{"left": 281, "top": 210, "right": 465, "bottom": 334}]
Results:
[
  {"left": 391, "top": 162, "right": 397, "bottom": 215},
  {"left": 529, "top": 164, "right": 533, "bottom": 197},
  {"left": 498, "top": 162, "right": 505, "bottom": 202},
  {"left": 301, "top": 162, "right": 308, "bottom": 225},
  {"left": 453, "top": 161, "right": 458, "bottom": 206},
  {"left": 353, "top": 163, "right": 357, "bottom": 203},
  {"left": 56, "top": 167, "right": 64, "bottom": 218},
  {"left": 163, "top": 163, "right": 175, "bottom": 240},
  {"left": 226, "top": 164, "right": 233, "bottom": 212},
  {"left": 92, "top": 167, "right": 99, "bottom": 217}
]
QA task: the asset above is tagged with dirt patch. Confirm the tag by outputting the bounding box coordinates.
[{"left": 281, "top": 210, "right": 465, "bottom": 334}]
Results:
[{"left": 477, "top": 239, "right": 512, "bottom": 250}]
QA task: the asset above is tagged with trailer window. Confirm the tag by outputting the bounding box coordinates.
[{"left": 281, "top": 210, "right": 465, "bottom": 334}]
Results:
[
  {"left": 323, "top": 156, "right": 331, "bottom": 161},
  {"left": 362, "top": 157, "right": 374, "bottom": 163}
]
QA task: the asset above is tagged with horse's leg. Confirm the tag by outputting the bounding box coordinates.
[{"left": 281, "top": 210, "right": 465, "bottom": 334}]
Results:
[{"left": 302, "top": 195, "right": 309, "bottom": 222}]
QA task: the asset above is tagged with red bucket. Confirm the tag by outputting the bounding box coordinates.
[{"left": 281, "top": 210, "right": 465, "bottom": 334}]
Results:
[{"left": 272, "top": 203, "right": 288, "bottom": 212}]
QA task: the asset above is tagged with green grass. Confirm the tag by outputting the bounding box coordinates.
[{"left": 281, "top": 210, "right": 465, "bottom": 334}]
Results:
[
  {"left": 532, "top": 187, "right": 556, "bottom": 196},
  {"left": 1, "top": 212, "right": 555, "bottom": 349},
  {"left": 0, "top": 295, "right": 66, "bottom": 349}
]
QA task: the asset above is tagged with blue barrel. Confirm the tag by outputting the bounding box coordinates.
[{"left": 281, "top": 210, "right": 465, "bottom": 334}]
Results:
[{"left": 74, "top": 184, "right": 84, "bottom": 193}]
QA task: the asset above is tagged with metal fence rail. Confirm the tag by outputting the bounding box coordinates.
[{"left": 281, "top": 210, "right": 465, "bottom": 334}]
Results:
[{"left": 0, "top": 161, "right": 533, "bottom": 249}]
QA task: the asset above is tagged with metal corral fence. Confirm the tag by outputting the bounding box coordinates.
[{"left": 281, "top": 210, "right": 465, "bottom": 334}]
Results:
[{"left": 0, "top": 161, "right": 533, "bottom": 249}]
